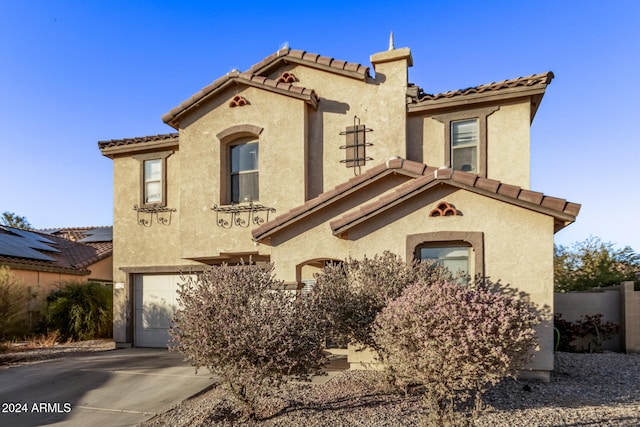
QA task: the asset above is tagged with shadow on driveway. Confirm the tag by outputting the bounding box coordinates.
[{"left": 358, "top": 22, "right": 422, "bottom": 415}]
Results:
[{"left": 0, "top": 348, "right": 216, "bottom": 427}]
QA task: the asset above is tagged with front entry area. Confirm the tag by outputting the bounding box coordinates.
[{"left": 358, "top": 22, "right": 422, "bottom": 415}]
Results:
[{"left": 134, "top": 274, "right": 190, "bottom": 348}]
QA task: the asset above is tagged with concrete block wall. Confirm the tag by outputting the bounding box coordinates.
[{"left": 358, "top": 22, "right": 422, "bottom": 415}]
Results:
[{"left": 554, "top": 281, "right": 639, "bottom": 353}]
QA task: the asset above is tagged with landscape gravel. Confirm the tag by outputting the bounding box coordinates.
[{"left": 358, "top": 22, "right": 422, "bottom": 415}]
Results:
[
  {"left": 141, "top": 352, "right": 640, "bottom": 426},
  {"left": 3, "top": 343, "right": 638, "bottom": 426}
]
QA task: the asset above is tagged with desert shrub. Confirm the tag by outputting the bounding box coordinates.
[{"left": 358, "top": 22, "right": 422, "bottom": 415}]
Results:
[
  {"left": 44, "top": 281, "right": 112, "bottom": 341},
  {"left": 554, "top": 313, "right": 619, "bottom": 353},
  {"left": 169, "top": 263, "right": 328, "bottom": 420},
  {"left": 373, "top": 278, "right": 540, "bottom": 426},
  {"left": 0, "top": 266, "right": 30, "bottom": 339},
  {"left": 312, "top": 251, "right": 450, "bottom": 352}
]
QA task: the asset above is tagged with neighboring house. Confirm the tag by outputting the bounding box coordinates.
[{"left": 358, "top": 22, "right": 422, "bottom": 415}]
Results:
[
  {"left": 99, "top": 42, "right": 579, "bottom": 380},
  {"left": 0, "top": 226, "right": 113, "bottom": 327}
]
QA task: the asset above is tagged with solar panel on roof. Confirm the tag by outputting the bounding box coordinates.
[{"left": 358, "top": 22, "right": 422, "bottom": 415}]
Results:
[
  {"left": 78, "top": 227, "right": 113, "bottom": 243},
  {"left": 0, "top": 235, "right": 57, "bottom": 261},
  {"left": 0, "top": 226, "right": 58, "bottom": 245}
]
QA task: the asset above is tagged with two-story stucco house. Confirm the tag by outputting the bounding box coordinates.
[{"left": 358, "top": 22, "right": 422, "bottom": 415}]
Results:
[{"left": 99, "top": 41, "right": 580, "bottom": 380}]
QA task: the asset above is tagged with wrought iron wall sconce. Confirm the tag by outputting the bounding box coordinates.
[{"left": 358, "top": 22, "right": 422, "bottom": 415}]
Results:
[
  {"left": 212, "top": 202, "right": 276, "bottom": 228},
  {"left": 133, "top": 204, "right": 176, "bottom": 226}
]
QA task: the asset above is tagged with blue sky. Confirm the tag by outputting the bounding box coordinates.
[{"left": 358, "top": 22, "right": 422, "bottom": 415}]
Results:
[{"left": 1, "top": 1, "right": 638, "bottom": 251}]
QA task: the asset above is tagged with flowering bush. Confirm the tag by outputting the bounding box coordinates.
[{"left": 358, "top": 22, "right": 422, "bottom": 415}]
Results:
[
  {"left": 169, "top": 263, "right": 328, "bottom": 420},
  {"left": 312, "top": 251, "right": 450, "bottom": 352},
  {"left": 373, "top": 278, "right": 540, "bottom": 426}
]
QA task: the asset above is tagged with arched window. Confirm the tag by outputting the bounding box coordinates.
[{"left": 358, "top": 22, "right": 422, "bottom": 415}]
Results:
[{"left": 216, "top": 124, "right": 263, "bottom": 205}]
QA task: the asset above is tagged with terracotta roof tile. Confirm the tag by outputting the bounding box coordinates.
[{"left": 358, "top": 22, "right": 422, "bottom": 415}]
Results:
[
  {"left": 329, "top": 167, "right": 580, "bottom": 236},
  {"left": 540, "top": 196, "right": 568, "bottom": 212},
  {"left": 475, "top": 177, "right": 501, "bottom": 193},
  {"left": 162, "top": 72, "right": 319, "bottom": 127},
  {"left": 414, "top": 72, "right": 554, "bottom": 103},
  {"left": 518, "top": 189, "right": 545, "bottom": 205},
  {"left": 451, "top": 170, "right": 478, "bottom": 187},
  {"left": 251, "top": 160, "right": 580, "bottom": 242},
  {"left": 497, "top": 183, "right": 521, "bottom": 199},
  {"left": 246, "top": 47, "right": 370, "bottom": 80},
  {"left": 98, "top": 133, "right": 178, "bottom": 150}
]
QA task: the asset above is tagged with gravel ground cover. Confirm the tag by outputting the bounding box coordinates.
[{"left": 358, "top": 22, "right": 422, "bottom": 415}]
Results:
[
  {"left": 142, "top": 352, "right": 640, "bottom": 427},
  {"left": 0, "top": 339, "right": 115, "bottom": 366},
  {"left": 2, "top": 343, "right": 638, "bottom": 426}
]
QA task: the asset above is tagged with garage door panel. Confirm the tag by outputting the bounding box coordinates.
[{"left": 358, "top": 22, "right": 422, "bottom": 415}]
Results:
[{"left": 134, "top": 274, "right": 191, "bottom": 348}]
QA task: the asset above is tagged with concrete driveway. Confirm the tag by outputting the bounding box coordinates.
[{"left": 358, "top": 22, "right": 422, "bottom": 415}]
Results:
[{"left": 0, "top": 348, "right": 216, "bottom": 427}]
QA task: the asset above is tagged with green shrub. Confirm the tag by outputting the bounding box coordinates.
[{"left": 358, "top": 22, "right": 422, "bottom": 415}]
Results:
[
  {"left": 373, "top": 278, "right": 540, "bottom": 426},
  {"left": 45, "top": 281, "right": 112, "bottom": 341},
  {"left": 0, "top": 266, "right": 30, "bottom": 339},
  {"left": 169, "top": 263, "right": 328, "bottom": 420}
]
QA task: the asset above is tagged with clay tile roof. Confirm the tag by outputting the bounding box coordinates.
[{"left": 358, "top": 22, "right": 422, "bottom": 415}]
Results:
[
  {"left": 414, "top": 72, "right": 554, "bottom": 103},
  {"left": 0, "top": 226, "right": 112, "bottom": 275},
  {"left": 329, "top": 168, "right": 580, "bottom": 236},
  {"left": 251, "top": 159, "right": 436, "bottom": 242},
  {"left": 253, "top": 159, "right": 579, "bottom": 242},
  {"left": 98, "top": 133, "right": 179, "bottom": 151},
  {"left": 246, "top": 47, "right": 370, "bottom": 81},
  {"left": 162, "top": 71, "right": 318, "bottom": 128}
]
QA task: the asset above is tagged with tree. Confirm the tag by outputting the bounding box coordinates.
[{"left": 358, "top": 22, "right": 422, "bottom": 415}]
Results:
[
  {"left": 555, "top": 236, "right": 640, "bottom": 292},
  {"left": 1, "top": 212, "right": 32, "bottom": 230},
  {"left": 169, "top": 264, "right": 328, "bottom": 420}
]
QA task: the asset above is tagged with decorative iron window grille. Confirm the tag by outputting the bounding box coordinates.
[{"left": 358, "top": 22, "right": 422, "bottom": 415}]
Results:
[
  {"left": 133, "top": 204, "right": 176, "bottom": 227},
  {"left": 212, "top": 202, "right": 276, "bottom": 229},
  {"left": 340, "top": 116, "right": 373, "bottom": 175}
]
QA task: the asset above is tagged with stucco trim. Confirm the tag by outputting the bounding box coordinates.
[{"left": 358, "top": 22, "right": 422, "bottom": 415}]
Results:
[
  {"left": 119, "top": 265, "right": 208, "bottom": 274},
  {"left": 216, "top": 124, "right": 263, "bottom": 142},
  {"left": 406, "top": 231, "right": 484, "bottom": 278}
]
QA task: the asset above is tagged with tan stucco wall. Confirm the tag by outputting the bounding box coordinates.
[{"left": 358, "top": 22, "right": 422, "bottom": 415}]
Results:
[
  {"left": 267, "top": 186, "right": 555, "bottom": 373},
  {"left": 104, "top": 47, "right": 557, "bottom": 367},
  {"left": 409, "top": 100, "right": 531, "bottom": 189},
  {"left": 487, "top": 102, "right": 531, "bottom": 188}
]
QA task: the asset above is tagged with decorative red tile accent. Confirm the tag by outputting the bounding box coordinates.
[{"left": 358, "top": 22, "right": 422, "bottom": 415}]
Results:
[
  {"left": 430, "top": 201, "right": 458, "bottom": 217},
  {"left": 228, "top": 95, "right": 248, "bottom": 108}
]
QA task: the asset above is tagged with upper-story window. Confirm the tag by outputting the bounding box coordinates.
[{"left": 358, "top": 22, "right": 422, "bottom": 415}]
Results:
[
  {"left": 143, "top": 159, "right": 162, "bottom": 203},
  {"left": 451, "top": 119, "right": 479, "bottom": 173},
  {"left": 230, "top": 141, "right": 259, "bottom": 203},
  {"left": 133, "top": 151, "right": 172, "bottom": 207},
  {"left": 433, "top": 106, "right": 499, "bottom": 178}
]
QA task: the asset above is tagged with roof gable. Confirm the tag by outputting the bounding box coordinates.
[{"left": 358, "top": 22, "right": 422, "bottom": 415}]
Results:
[
  {"left": 162, "top": 70, "right": 319, "bottom": 129},
  {"left": 246, "top": 47, "right": 370, "bottom": 81},
  {"left": 252, "top": 160, "right": 580, "bottom": 243}
]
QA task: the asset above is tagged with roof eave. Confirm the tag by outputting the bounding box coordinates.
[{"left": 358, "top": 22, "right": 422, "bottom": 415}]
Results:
[
  {"left": 408, "top": 86, "right": 548, "bottom": 114},
  {"left": 99, "top": 137, "right": 179, "bottom": 158},
  {"left": 162, "top": 76, "right": 318, "bottom": 129}
]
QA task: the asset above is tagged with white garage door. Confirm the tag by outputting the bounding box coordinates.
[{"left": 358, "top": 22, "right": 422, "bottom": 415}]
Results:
[{"left": 134, "top": 274, "right": 191, "bottom": 348}]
